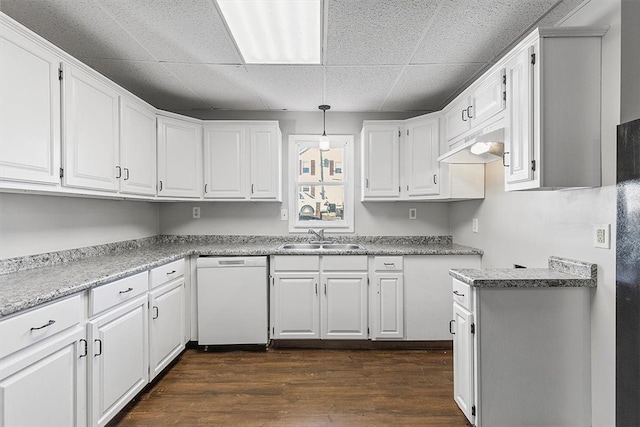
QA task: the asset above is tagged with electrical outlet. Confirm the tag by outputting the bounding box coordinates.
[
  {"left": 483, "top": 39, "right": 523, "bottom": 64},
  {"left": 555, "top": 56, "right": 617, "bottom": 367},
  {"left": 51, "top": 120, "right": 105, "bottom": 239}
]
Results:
[
  {"left": 472, "top": 218, "right": 479, "bottom": 233},
  {"left": 593, "top": 224, "right": 610, "bottom": 249},
  {"left": 192, "top": 207, "right": 200, "bottom": 219},
  {"left": 409, "top": 208, "right": 417, "bottom": 220},
  {"left": 280, "top": 209, "right": 289, "bottom": 220}
]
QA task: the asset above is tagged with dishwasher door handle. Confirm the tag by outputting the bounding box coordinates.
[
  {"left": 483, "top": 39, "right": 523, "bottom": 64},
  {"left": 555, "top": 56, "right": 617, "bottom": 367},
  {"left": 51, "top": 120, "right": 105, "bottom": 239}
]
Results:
[{"left": 218, "top": 260, "right": 246, "bottom": 266}]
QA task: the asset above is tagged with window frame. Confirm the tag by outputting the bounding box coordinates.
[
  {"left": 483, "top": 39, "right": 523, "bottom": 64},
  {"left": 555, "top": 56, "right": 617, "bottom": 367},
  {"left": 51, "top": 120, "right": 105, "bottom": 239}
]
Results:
[{"left": 288, "top": 134, "right": 354, "bottom": 233}]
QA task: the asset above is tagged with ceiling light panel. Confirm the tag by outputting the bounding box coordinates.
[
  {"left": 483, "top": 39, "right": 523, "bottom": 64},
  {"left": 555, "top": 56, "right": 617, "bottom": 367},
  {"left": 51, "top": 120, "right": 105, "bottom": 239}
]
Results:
[{"left": 217, "top": 0, "right": 321, "bottom": 64}]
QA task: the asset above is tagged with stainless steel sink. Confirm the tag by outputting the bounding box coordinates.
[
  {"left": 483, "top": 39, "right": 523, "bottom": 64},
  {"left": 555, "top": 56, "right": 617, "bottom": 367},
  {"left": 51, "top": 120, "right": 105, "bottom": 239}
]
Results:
[
  {"left": 278, "top": 243, "right": 366, "bottom": 251},
  {"left": 320, "top": 243, "right": 365, "bottom": 250},
  {"left": 278, "top": 243, "right": 322, "bottom": 250}
]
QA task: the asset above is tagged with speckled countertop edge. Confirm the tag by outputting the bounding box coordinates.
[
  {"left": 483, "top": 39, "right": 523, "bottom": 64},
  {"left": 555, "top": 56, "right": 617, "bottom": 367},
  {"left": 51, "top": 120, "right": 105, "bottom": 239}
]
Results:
[
  {"left": 0, "top": 235, "right": 483, "bottom": 317},
  {"left": 449, "top": 256, "right": 597, "bottom": 288}
]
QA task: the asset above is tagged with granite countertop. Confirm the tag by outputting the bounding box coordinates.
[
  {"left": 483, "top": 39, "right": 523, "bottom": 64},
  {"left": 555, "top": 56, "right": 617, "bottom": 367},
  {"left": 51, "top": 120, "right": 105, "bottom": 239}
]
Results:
[
  {"left": 449, "top": 256, "right": 597, "bottom": 288},
  {"left": 0, "top": 235, "right": 482, "bottom": 317}
]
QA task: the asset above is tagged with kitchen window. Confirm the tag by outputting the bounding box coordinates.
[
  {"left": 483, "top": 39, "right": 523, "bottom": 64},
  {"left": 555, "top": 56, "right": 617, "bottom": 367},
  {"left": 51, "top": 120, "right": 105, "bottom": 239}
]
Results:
[{"left": 289, "top": 135, "right": 354, "bottom": 233}]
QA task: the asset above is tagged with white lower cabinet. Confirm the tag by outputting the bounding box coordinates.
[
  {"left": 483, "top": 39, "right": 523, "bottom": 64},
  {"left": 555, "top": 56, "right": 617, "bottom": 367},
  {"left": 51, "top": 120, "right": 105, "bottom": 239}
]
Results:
[
  {"left": 88, "top": 273, "right": 149, "bottom": 427},
  {"left": 149, "top": 272, "right": 186, "bottom": 380},
  {"left": 451, "top": 279, "right": 592, "bottom": 426},
  {"left": 369, "top": 256, "right": 404, "bottom": 340},
  {"left": 0, "top": 295, "right": 86, "bottom": 426},
  {"left": 270, "top": 255, "right": 368, "bottom": 340}
]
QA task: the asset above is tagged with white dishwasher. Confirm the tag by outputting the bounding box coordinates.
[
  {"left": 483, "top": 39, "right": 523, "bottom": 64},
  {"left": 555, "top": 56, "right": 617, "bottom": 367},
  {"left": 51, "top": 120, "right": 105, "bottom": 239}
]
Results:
[{"left": 196, "top": 256, "right": 268, "bottom": 345}]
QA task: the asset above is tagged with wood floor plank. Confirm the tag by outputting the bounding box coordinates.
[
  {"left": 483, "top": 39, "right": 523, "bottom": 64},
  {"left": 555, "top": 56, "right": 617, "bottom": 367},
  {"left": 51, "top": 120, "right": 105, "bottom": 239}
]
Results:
[{"left": 109, "top": 348, "right": 469, "bottom": 426}]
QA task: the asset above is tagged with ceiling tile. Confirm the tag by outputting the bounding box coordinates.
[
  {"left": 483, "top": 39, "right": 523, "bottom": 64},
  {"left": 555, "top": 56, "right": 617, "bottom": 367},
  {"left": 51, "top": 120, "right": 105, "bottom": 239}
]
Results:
[
  {"left": 246, "top": 66, "right": 323, "bottom": 111},
  {"left": 382, "top": 64, "right": 481, "bottom": 112},
  {"left": 325, "top": 66, "right": 403, "bottom": 111},
  {"left": 0, "top": 0, "right": 154, "bottom": 60},
  {"left": 163, "top": 63, "right": 265, "bottom": 110},
  {"left": 411, "top": 0, "right": 558, "bottom": 65},
  {"left": 326, "top": 0, "right": 440, "bottom": 65},
  {"left": 98, "top": 0, "right": 242, "bottom": 64},
  {"left": 81, "top": 58, "right": 209, "bottom": 111}
]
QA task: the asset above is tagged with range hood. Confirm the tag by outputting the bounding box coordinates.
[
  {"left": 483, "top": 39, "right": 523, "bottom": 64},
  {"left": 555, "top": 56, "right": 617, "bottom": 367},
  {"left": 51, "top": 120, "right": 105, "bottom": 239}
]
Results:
[{"left": 438, "top": 127, "right": 505, "bottom": 164}]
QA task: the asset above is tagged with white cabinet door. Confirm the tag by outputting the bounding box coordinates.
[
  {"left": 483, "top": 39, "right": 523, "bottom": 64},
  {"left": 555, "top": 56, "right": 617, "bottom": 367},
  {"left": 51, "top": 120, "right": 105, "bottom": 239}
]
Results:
[
  {"left": 272, "top": 273, "right": 320, "bottom": 339},
  {"left": 0, "top": 22, "right": 60, "bottom": 185},
  {"left": 203, "top": 124, "right": 246, "bottom": 199},
  {"left": 119, "top": 97, "right": 157, "bottom": 196},
  {"left": 149, "top": 279, "right": 185, "bottom": 380},
  {"left": 404, "top": 119, "right": 440, "bottom": 197},
  {"left": 157, "top": 116, "right": 202, "bottom": 198},
  {"left": 371, "top": 273, "right": 404, "bottom": 340},
  {"left": 504, "top": 43, "right": 535, "bottom": 186},
  {"left": 444, "top": 97, "right": 472, "bottom": 142},
  {"left": 89, "top": 294, "right": 148, "bottom": 427},
  {"left": 62, "top": 64, "right": 119, "bottom": 192},
  {"left": 471, "top": 68, "right": 506, "bottom": 127},
  {"left": 321, "top": 273, "right": 368, "bottom": 340},
  {"left": 0, "top": 328, "right": 86, "bottom": 427},
  {"left": 249, "top": 125, "right": 280, "bottom": 200},
  {"left": 452, "top": 302, "right": 475, "bottom": 424},
  {"left": 362, "top": 125, "right": 400, "bottom": 199}
]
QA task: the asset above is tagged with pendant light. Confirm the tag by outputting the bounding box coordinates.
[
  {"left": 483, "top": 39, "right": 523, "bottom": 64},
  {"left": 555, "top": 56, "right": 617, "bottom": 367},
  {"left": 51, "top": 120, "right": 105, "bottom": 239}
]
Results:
[{"left": 318, "top": 104, "right": 330, "bottom": 151}]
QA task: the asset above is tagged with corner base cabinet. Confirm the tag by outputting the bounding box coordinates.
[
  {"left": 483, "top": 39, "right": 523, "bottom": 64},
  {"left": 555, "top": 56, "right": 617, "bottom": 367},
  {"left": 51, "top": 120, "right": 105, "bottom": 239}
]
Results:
[{"left": 452, "top": 279, "right": 591, "bottom": 426}]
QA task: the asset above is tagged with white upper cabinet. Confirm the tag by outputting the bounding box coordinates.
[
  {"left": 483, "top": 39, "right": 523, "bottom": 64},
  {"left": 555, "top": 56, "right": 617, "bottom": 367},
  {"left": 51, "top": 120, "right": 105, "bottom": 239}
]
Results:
[
  {"left": 119, "top": 96, "right": 157, "bottom": 196},
  {"left": 361, "top": 122, "right": 401, "bottom": 200},
  {"left": 157, "top": 115, "right": 203, "bottom": 198},
  {"left": 444, "top": 68, "right": 506, "bottom": 144},
  {"left": 0, "top": 19, "right": 60, "bottom": 185},
  {"left": 62, "top": 63, "right": 120, "bottom": 192},
  {"left": 204, "top": 122, "right": 281, "bottom": 201},
  {"left": 503, "top": 28, "right": 605, "bottom": 191},
  {"left": 249, "top": 124, "right": 281, "bottom": 200},
  {"left": 403, "top": 116, "right": 440, "bottom": 198}
]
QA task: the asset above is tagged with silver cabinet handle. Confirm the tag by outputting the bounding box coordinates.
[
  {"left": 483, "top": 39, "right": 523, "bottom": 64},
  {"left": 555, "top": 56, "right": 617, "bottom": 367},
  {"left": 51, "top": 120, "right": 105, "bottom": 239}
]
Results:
[
  {"left": 30, "top": 319, "right": 55, "bottom": 331},
  {"left": 315, "top": 283, "right": 318, "bottom": 295},
  {"left": 466, "top": 105, "right": 473, "bottom": 119},
  {"left": 166, "top": 270, "right": 177, "bottom": 275},
  {"left": 449, "top": 320, "right": 456, "bottom": 335},
  {"left": 384, "top": 262, "right": 395, "bottom": 268},
  {"left": 94, "top": 339, "right": 103, "bottom": 357},
  {"left": 503, "top": 152, "right": 510, "bottom": 167},
  {"left": 365, "top": 178, "right": 369, "bottom": 188},
  {"left": 433, "top": 174, "right": 438, "bottom": 185},
  {"left": 251, "top": 184, "right": 255, "bottom": 194},
  {"left": 79, "top": 339, "right": 88, "bottom": 357},
  {"left": 153, "top": 306, "right": 159, "bottom": 319},
  {"left": 116, "top": 165, "right": 122, "bottom": 178},
  {"left": 159, "top": 180, "right": 163, "bottom": 191},
  {"left": 119, "top": 287, "right": 133, "bottom": 294},
  {"left": 453, "top": 290, "right": 465, "bottom": 297},
  {"left": 124, "top": 168, "right": 130, "bottom": 181},
  {"left": 324, "top": 283, "right": 327, "bottom": 295},
  {"left": 461, "top": 109, "right": 467, "bottom": 122},
  {"left": 204, "top": 183, "right": 208, "bottom": 193}
]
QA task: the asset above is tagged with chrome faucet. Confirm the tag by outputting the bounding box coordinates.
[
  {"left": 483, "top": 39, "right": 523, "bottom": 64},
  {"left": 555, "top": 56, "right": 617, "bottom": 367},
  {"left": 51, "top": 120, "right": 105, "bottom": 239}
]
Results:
[{"left": 308, "top": 228, "right": 326, "bottom": 242}]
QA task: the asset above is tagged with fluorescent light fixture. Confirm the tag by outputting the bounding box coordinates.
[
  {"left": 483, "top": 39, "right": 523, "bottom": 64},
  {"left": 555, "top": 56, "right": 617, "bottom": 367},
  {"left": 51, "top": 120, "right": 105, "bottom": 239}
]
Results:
[{"left": 217, "top": 0, "right": 322, "bottom": 64}]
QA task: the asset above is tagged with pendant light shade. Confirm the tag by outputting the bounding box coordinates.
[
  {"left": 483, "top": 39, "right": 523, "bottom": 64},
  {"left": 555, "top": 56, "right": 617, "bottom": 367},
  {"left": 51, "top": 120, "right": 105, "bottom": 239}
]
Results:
[{"left": 318, "top": 105, "right": 330, "bottom": 151}]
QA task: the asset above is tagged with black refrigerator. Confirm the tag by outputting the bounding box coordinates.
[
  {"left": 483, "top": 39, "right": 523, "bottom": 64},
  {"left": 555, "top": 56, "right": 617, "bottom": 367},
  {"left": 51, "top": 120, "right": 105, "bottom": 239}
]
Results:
[{"left": 616, "top": 117, "right": 640, "bottom": 426}]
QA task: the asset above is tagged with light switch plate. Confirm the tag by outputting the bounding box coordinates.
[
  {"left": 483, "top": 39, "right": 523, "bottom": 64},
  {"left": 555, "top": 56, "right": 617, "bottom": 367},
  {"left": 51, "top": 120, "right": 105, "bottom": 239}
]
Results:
[
  {"left": 409, "top": 208, "right": 417, "bottom": 220},
  {"left": 593, "top": 224, "right": 610, "bottom": 249},
  {"left": 472, "top": 218, "right": 479, "bottom": 233}
]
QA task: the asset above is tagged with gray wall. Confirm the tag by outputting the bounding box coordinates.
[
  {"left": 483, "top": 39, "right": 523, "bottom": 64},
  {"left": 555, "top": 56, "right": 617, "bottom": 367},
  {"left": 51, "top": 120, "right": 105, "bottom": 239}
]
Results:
[
  {"left": 0, "top": 193, "right": 159, "bottom": 259},
  {"left": 159, "top": 111, "right": 452, "bottom": 237},
  {"left": 450, "top": 0, "right": 620, "bottom": 425}
]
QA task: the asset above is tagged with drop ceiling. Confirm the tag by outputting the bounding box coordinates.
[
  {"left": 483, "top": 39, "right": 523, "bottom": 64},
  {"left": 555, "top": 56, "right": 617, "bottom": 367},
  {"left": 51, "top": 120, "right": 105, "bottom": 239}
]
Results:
[{"left": 0, "top": 0, "right": 587, "bottom": 113}]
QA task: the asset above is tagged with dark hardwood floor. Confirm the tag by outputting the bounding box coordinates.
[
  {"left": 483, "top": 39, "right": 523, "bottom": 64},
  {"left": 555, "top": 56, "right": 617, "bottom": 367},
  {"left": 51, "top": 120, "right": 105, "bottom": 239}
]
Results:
[{"left": 109, "top": 348, "right": 469, "bottom": 426}]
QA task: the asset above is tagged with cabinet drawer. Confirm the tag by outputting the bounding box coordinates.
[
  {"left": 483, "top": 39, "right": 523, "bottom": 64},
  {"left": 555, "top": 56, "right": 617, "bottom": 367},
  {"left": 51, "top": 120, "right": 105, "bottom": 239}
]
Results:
[
  {"left": 0, "top": 294, "right": 82, "bottom": 359},
  {"left": 150, "top": 258, "right": 184, "bottom": 289},
  {"left": 322, "top": 255, "right": 367, "bottom": 271},
  {"left": 272, "top": 255, "right": 320, "bottom": 271},
  {"left": 90, "top": 271, "right": 148, "bottom": 316},
  {"left": 373, "top": 256, "right": 403, "bottom": 271},
  {"left": 452, "top": 279, "right": 472, "bottom": 310}
]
